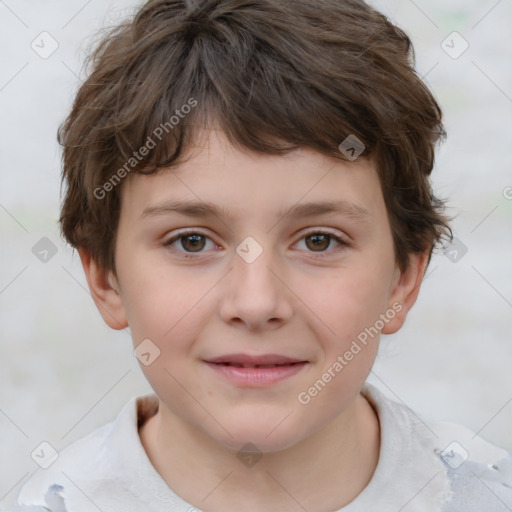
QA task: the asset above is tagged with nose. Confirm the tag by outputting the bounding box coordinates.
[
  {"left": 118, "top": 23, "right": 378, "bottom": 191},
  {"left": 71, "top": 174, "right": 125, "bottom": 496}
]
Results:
[{"left": 218, "top": 237, "right": 293, "bottom": 331}]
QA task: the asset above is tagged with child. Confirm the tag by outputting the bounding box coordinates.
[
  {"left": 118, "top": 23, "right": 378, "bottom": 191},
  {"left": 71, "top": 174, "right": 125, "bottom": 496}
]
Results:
[{"left": 16, "top": 0, "right": 512, "bottom": 510}]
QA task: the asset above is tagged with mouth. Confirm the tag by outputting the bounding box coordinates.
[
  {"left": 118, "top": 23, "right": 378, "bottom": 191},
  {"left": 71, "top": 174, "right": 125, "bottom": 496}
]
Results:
[
  {"left": 204, "top": 353, "right": 308, "bottom": 366},
  {"left": 208, "top": 361, "right": 306, "bottom": 369},
  {"left": 202, "top": 355, "right": 309, "bottom": 386}
]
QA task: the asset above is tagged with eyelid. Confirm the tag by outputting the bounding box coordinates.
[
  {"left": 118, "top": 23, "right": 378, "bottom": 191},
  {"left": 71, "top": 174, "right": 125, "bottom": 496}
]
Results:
[
  {"left": 165, "top": 226, "right": 349, "bottom": 241},
  {"left": 294, "top": 228, "right": 349, "bottom": 254},
  {"left": 163, "top": 228, "right": 218, "bottom": 248},
  {"left": 299, "top": 227, "right": 350, "bottom": 242}
]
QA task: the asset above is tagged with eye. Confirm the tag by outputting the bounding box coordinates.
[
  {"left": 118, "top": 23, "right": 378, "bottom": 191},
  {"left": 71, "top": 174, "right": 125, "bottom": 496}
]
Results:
[
  {"left": 163, "top": 230, "right": 217, "bottom": 256},
  {"left": 163, "top": 229, "right": 348, "bottom": 258},
  {"left": 295, "top": 230, "right": 348, "bottom": 255}
]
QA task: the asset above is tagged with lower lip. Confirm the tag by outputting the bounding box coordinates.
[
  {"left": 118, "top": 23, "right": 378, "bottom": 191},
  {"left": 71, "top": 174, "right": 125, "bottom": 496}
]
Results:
[{"left": 203, "top": 362, "right": 308, "bottom": 386}]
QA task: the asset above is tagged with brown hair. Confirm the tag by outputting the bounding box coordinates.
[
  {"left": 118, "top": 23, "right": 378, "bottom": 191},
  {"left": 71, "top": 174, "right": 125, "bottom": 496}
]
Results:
[{"left": 58, "top": 0, "right": 452, "bottom": 274}]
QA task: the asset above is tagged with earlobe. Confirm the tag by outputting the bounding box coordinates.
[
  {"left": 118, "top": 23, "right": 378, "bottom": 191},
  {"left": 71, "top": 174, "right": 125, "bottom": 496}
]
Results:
[
  {"left": 381, "top": 250, "right": 430, "bottom": 335},
  {"left": 77, "top": 247, "right": 128, "bottom": 330}
]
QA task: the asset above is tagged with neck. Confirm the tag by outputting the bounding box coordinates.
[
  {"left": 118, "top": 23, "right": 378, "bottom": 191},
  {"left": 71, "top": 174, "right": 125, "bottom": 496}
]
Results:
[{"left": 139, "top": 392, "right": 380, "bottom": 512}]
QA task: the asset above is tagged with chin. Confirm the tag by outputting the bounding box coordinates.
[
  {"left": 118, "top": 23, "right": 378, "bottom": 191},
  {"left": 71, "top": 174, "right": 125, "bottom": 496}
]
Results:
[{"left": 212, "top": 419, "right": 307, "bottom": 455}]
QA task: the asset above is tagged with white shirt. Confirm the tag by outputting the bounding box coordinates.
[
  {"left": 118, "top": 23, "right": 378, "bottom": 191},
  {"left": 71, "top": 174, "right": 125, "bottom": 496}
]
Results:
[{"left": 16, "top": 383, "right": 512, "bottom": 511}]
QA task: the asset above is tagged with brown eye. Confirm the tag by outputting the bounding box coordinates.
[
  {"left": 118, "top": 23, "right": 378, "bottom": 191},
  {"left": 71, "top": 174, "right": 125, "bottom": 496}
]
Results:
[
  {"left": 164, "top": 231, "right": 214, "bottom": 255},
  {"left": 297, "top": 230, "right": 347, "bottom": 255},
  {"left": 305, "top": 233, "right": 331, "bottom": 251},
  {"left": 179, "top": 234, "right": 206, "bottom": 252}
]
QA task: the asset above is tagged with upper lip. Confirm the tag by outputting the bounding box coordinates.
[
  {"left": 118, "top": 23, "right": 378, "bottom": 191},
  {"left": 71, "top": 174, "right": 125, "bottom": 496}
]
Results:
[{"left": 204, "top": 353, "right": 307, "bottom": 366}]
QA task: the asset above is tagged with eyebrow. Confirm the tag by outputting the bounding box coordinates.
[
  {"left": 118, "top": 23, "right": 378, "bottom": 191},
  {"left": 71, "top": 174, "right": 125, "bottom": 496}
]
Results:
[{"left": 140, "top": 199, "right": 370, "bottom": 223}]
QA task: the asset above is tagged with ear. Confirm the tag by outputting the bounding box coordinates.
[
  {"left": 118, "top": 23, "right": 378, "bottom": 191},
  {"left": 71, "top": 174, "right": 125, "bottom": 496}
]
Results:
[
  {"left": 77, "top": 247, "right": 128, "bottom": 330},
  {"left": 381, "top": 250, "right": 430, "bottom": 335}
]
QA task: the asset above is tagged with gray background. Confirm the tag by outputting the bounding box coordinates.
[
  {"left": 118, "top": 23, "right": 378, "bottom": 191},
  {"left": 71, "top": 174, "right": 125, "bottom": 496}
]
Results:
[{"left": 1, "top": 0, "right": 511, "bottom": 509}]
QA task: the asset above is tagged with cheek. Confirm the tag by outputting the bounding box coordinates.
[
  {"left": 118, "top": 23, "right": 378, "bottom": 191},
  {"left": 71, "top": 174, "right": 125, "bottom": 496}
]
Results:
[
  {"left": 296, "top": 262, "right": 393, "bottom": 344},
  {"left": 115, "top": 250, "right": 198, "bottom": 346}
]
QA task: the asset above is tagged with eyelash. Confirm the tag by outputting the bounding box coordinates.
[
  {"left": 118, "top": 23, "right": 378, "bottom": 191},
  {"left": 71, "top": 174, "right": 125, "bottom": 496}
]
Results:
[{"left": 162, "top": 229, "right": 349, "bottom": 258}]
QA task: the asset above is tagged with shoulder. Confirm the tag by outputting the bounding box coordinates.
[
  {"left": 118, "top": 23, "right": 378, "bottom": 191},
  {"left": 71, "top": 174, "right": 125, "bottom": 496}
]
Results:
[
  {"left": 431, "top": 419, "right": 512, "bottom": 511},
  {"left": 15, "top": 420, "right": 114, "bottom": 511},
  {"left": 362, "top": 383, "right": 512, "bottom": 511},
  {"left": 15, "top": 395, "right": 156, "bottom": 512}
]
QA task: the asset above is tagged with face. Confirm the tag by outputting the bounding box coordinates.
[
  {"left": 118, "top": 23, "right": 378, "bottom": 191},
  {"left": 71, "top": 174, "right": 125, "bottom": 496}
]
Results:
[{"left": 92, "top": 129, "right": 424, "bottom": 453}]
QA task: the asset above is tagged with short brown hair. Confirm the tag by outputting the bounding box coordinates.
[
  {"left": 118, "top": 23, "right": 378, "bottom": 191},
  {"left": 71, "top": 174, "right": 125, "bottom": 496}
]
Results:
[{"left": 58, "top": 0, "right": 452, "bottom": 274}]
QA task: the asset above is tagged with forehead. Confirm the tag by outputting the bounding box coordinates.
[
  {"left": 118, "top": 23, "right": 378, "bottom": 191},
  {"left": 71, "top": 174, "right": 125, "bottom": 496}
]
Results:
[{"left": 120, "top": 129, "right": 385, "bottom": 225}]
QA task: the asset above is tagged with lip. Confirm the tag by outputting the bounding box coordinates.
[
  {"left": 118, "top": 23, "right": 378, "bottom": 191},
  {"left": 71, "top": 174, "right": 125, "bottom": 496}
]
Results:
[
  {"left": 204, "top": 353, "right": 307, "bottom": 366},
  {"left": 202, "top": 353, "right": 309, "bottom": 387}
]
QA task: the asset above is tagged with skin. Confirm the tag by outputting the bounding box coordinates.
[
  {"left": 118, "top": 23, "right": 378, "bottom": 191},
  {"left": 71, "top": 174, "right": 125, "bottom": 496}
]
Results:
[{"left": 79, "top": 128, "right": 429, "bottom": 512}]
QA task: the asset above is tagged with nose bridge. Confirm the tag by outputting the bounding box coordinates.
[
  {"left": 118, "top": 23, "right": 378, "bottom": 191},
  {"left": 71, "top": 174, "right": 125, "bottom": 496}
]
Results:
[
  {"left": 234, "top": 233, "right": 279, "bottom": 296},
  {"left": 234, "top": 236, "right": 276, "bottom": 286},
  {"left": 219, "top": 233, "right": 292, "bottom": 328}
]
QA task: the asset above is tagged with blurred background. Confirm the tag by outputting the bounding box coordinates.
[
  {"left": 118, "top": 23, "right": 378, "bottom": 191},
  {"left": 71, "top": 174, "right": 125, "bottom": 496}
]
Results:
[{"left": 1, "top": 0, "right": 511, "bottom": 509}]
